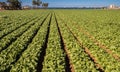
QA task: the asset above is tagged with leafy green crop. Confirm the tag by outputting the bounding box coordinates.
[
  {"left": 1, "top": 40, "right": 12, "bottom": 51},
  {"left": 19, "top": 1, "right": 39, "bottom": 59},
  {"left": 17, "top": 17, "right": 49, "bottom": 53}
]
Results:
[{"left": 0, "top": 9, "right": 120, "bottom": 72}]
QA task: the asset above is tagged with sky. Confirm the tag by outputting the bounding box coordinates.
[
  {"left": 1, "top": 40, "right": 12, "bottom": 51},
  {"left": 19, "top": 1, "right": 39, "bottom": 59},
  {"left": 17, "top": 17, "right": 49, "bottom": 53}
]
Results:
[{"left": 0, "top": 0, "right": 120, "bottom": 7}]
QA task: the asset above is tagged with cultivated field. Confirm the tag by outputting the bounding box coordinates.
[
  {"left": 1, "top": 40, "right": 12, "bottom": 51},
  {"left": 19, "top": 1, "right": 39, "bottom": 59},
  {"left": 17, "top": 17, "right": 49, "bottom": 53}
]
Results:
[{"left": 0, "top": 10, "right": 120, "bottom": 72}]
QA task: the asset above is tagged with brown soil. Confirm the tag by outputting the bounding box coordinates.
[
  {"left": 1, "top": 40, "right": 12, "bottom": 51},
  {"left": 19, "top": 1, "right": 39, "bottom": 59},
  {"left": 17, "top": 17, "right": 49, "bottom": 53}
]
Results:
[
  {"left": 77, "top": 26, "right": 120, "bottom": 61},
  {"left": 64, "top": 23, "right": 104, "bottom": 72},
  {"left": 55, "top": 14, "right": 75, "bottom": 72},
  {"left": 61, "top": 14, "right": 120, "bottom": 61},
  {"left": 64, "top": 45, "right": 75, "bottom": 72}
]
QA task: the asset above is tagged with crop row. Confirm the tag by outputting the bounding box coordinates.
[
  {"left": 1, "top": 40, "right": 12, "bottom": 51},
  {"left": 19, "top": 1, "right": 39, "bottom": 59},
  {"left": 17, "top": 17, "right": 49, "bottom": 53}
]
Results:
[
  {"left": 0, "top": 10, "right": 120, "bottom": 72},
  {"left": 0, "top": 10, "right": 45, "bottom": 31},
  {"left": 0, "top": 12, "right": 48, "bottom": 52},
  {"left": 42, "top": 13, "right": 66, "bottom": 71},
  {"left": 10, "top": 13, "right": 51, "bottom": 72},
  {"left": 55, "top": 10, "right": 120, "bottom": 71},
  {"left": 0, "top": 15, "right": 37, "bottom": 39},
  {"left": 57, "top": 10, "right": 120, "bottom": 55},
  {"left": 55, "top": 13, "right": 99, "bottom": 72},
  {"left": 0, "top": 12, "right": 50, "bottom": 71}
]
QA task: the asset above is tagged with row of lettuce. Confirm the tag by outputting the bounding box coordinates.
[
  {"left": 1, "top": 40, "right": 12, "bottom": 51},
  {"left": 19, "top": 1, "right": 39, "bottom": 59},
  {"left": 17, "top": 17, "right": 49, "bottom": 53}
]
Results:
[
  {"left": 55, "top": 10, "right": 120, "bottom": 71},
  {"left": 0, "top": 10, "right": 46, "bottom": 39},
  {"left": 0, "top": 13, "right": 46, "bottom": 52},
  {"left": 0, "top": 10, "right": 99, "bottom": 72},
  {"left": 0, "top": 11, "right": 67, "bottom": 72},
  {"left": 0, "top": 10, "right": 120, "bottom": 71},
  {"left": 10, "top": 13, "right": 66, "bottom": 72},
  {"left": 56, "top": 13, "right": 99, "bottom": 72},
  {"left": 0, "top": 10, "right": 43, "bottom": 31},
  {"left": 56, "top": 10, "right": 120, "bottom": 55},
  {"left": 42, "top": 14, "right": 66, "bottom": 71},
  {"left": 0, "top": 10, "right": 49, "bottom": 71},
  {"left": 10, "top": 12, "right": 51, "bottom": 72}
]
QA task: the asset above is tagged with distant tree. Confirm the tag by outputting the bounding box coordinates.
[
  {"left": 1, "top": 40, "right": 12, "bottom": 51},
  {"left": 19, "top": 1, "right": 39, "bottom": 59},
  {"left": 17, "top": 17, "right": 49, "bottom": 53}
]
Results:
[
  {"left": 7, "top": 0, "right": 22, "bottom": 10},
  {"left": 37, "top": 0, "right": 42, "bottom": 6},
  {"left": 42, "top": 3, "right": 48, "bottom": 8},
  {"left": 32, "top": 0, "right": 42, "bottom": 9},
  {"left": 32, "top": 0, "right": 36, "bottom": 7}
]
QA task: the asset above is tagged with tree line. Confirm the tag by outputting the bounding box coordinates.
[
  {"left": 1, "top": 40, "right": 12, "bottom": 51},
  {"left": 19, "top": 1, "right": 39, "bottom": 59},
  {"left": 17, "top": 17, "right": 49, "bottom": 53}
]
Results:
[
  {"left": 32, "top": 0, "right": 48, "bottom": 9},
  {"left": 0, "top": 0, "right": 48, "bottom": 10}
]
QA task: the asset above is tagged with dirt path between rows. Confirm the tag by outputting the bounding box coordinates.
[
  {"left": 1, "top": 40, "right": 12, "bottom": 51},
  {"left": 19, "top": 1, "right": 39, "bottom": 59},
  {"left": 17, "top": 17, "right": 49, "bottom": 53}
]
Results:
[
  {"left": 61, "top": 14, "right": 120, "bottom": 62},
  {"left": 65, "top": 23, "right": 104, "bottom": 72}
]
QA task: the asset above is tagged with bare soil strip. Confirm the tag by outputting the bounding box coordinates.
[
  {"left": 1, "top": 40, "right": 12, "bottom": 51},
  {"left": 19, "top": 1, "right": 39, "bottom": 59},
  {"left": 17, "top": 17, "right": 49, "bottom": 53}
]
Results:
[
  {"left": 55, "top": 13, "right": 73, "bottom": 72},
  {"left": 0, "top": 18, "right": 36, "bottom": 53},
  {"left": 57, "top": 12, "right": 104, "bottom": 71},
  {"left": 65, "top": 24, "right": 104, "bottom": 72},
  {"left": 0, "top": 16, "right": 38, "bottom": 39},
  {"left": 7, "top": 13, "right": 50, "bottom": 72},
  {"left": 61, "top": 14, "right": 120, "bottom": 61},
  {"left": 77, "top": 26, "right": 120, "bottom": 61},
  {"left": 58, "top": 14, "right": 104, "bottom": 72},
  {"left": 36, "top": 13, "right": 52, "bottom": 72}
]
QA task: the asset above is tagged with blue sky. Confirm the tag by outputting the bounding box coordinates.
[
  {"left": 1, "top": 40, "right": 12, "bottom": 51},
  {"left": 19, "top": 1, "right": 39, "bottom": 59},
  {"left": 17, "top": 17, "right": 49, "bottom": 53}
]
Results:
[{"left": 0, "top": 0, "right": 120, "bottom": 7}]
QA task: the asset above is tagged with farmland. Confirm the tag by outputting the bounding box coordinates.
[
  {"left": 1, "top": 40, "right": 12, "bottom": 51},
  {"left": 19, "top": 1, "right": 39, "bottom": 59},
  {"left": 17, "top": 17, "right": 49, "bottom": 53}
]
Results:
[{"left": 0, "top": 10, "right": 120, "bottom": 72}]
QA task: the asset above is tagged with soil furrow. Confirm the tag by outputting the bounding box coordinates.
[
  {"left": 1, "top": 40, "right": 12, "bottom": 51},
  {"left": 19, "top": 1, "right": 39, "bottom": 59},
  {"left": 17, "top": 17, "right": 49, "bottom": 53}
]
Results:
[
  {"left": 65, "top": 24, "right": 104, "bottom": 72},
  {"left": 36, "top": 13, "right": 52, "bottom": 72},
  {"left": 77, "top": 26, "right": 120, "bottom": 61},
  {"left": 61, "top": 14, "right": 120, "bottom": 61},
  {"left": 0, "top": 22, "right": 35, "bottom": 53},
  {"left": 0, "top": 16, "right": 38, "bottom": 39},
  {"left": 4, "top": 13, "right": 50, "bottom": 72},
  {"left": 54, "top": 13, "right": 73, "bottom": 72},
  {"left": 11, "top": 13, "right": 50, "bottom": 64},
  {"left": 0, "top": 14, "right": 46, "bottom": 53}
]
